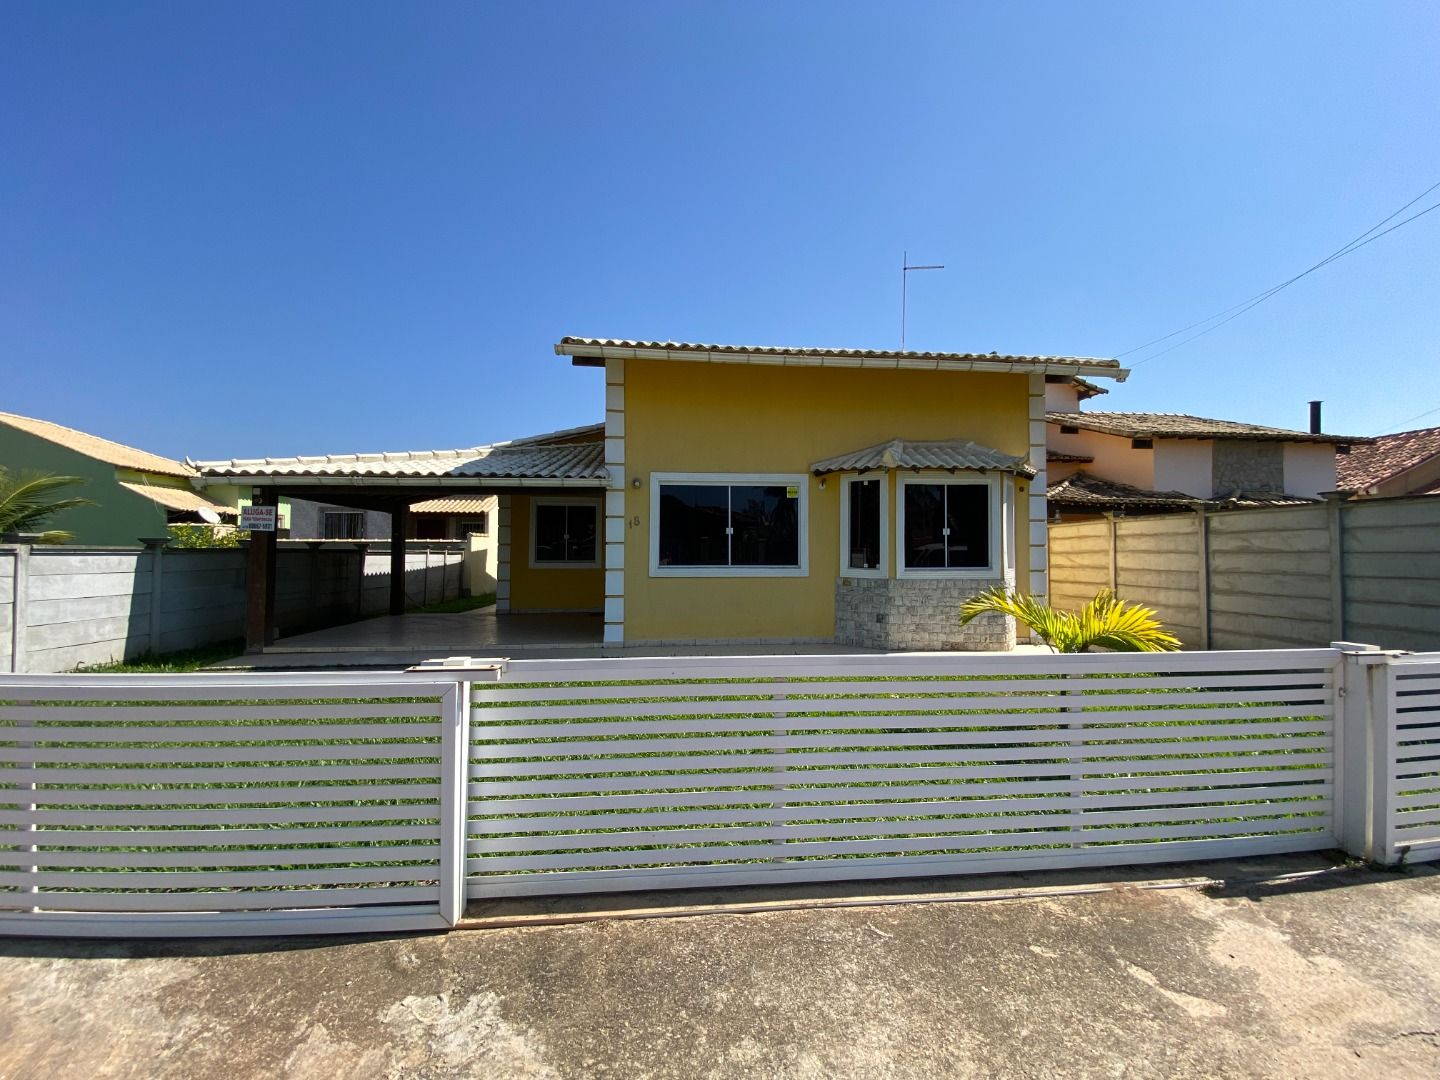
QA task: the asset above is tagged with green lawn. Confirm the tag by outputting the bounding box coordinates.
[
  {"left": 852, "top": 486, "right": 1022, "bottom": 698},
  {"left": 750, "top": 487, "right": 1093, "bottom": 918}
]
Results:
[
  {"left": 76, "top": 639, "right": 246, "bottom": 673},
  {"left": 413, "top": 592, "right": 496, "bottom": 614}
]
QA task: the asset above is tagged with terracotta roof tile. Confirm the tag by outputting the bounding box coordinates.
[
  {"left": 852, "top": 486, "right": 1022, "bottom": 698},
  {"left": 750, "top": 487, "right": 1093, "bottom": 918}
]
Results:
[
  {"left": 1046, "top": 411, "right": 1369, "bottom": 444},
  {"left": 1335, "top": 426, "right": 1440, "bottom": 490}
]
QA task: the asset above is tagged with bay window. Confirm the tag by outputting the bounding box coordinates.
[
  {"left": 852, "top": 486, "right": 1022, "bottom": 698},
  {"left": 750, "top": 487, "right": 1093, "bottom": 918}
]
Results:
[
  {"left": 840, "top": 475, "right": 886, "bottom": 576},
  {"left": 898, "top": 478, "right": 998, "bottom": 576}
]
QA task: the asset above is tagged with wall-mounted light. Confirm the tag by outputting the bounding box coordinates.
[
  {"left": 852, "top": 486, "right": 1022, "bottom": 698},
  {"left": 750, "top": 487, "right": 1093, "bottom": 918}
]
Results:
[{"left": 631, "top": 476, "right": 642, "bottom": 489}]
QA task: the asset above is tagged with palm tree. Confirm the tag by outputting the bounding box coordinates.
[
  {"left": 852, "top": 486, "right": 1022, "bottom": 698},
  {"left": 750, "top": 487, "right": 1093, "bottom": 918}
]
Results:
[
  {"left": 959, "top": 586, "right": 1181, "bottom": 653},
  {"left": 0, "top": 468, "right": 94, "bottom": 544}
]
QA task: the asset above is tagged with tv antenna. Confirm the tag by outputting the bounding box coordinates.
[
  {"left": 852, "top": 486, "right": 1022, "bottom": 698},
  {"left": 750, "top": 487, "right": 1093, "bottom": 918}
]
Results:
[{"left": 901, "top": 251, "right": 944, "bottom": 351}]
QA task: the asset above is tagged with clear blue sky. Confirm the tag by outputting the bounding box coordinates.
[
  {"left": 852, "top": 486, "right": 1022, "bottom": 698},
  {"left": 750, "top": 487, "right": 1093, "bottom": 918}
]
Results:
[{"left": 4, "top": 2, "right": 1437, "bottom": 461}]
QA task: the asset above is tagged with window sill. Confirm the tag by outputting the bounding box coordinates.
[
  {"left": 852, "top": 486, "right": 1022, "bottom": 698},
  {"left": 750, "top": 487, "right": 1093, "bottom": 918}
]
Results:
[
  {"left": 650, "top": 566, "right": 808, "bottom": 579},
  {"left": 895, "top": 567, "right": 1000, "bottom": 580}
]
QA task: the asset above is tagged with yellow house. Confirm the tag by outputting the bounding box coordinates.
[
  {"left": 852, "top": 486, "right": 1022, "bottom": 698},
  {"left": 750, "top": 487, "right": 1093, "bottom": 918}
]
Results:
[
  {"left": 195, "top": 338, "right": 1127, "bottom": 651},
  {"left": 509, "top": 338, "right": 1128, "bottom": 650}
]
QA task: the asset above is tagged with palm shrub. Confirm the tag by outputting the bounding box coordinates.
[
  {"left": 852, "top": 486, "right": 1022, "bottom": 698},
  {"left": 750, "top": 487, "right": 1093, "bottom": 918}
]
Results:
[
  {"left": 0, "top": 468, "right": 93, "bottom": 544},
  {"left": 959, "top": 586, "right": 1181, "bottom": 653}
]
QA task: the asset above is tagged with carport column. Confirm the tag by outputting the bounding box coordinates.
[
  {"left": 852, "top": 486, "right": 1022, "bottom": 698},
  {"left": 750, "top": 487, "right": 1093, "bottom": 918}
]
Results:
[
  {"left": 494, "top": 496, "right": 512, "bottom": 613},
  {"left": 389, "top": 503, "right": 409, "bottom": 616},
  {"left": 1026, "top": 374, "right": 1050, "bottom": 622},
  {"left": 603, "top": 358, "right": 626, "bottom": 646},
  {"left": 244, "top": 488, "right": 278, "bottom": 653}
]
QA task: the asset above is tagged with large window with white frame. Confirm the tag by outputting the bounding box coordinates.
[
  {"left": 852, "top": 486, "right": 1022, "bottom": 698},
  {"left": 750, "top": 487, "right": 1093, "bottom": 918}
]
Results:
[
  {"left": 897, "top": 476, "right": 1000, "bottom": 577},
  {"left": 651, "top": 473, "right": 807, "bottom": 577},
  {"left": 840, "top": 475, "right": 887, "bottom": 577},
  {"left": 529, "top": 498, "right": 599, "bottom": 568}
]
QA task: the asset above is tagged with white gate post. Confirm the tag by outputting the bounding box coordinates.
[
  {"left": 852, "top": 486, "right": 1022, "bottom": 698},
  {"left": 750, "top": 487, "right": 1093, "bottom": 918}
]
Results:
[
  {"left": 437, "top": 679, "right": 471, "bottom": 925},
  {"left": 412, "top": 657, "right": 504, "bottom": 925},
  {"left": 1332, "top": 642, "right": 1398, "bottom": 864}
]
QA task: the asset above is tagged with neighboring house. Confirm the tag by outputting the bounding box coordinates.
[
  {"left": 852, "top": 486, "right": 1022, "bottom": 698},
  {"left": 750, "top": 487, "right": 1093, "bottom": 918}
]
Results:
[
  {"left": 1044, "top": 391, "right": 1368, "bottom": 520},
  {"left": 196, "top": 338, "right": 1128, "bottom": 650},
  {"left": 0, "top": 411, "right": 233, "bottom": 545},
  {"left": 1335, "top": 426, "right": 1440, "bottom": 499}
]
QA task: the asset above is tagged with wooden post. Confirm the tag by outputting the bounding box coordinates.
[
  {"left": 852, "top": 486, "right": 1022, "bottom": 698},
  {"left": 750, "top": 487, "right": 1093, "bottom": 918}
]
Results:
[
  {"left": 1105, "top": 513, "right": 1118, "bottom": 591},
  {"left": 390, "top": 503, "right": 409, "bottom": 616},
  {"left": 244, "top": 490, "right": 278, "bottom": 652}
]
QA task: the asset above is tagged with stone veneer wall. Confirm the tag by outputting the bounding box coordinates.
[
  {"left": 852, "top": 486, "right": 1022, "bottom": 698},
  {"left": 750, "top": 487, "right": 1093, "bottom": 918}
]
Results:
[
  {"left": 834, "top": 577, "right": 1016, "bottom": 651},
  {"left": 1212, "top": 440, "right": 1284, "bottom": 496}
]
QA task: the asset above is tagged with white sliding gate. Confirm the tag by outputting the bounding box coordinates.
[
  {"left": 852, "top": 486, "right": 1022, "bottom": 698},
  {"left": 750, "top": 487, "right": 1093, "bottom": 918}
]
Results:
[
  {"left": 467, "top": 650, "right": 1341, "bottom": 898},
  {"left": 1, "top": 672, "right": 469, "bottom": 937},
  {"left": 1382, "top": 654, "right": 1440, "bottom": 864},
  {"left": 20, "top": 646, "right": 1440, "bottom": 937}
]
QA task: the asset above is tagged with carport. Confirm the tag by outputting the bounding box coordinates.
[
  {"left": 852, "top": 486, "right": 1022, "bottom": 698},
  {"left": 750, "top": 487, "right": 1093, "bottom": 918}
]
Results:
[{"left": 192, "top": 433, "right": 607, "bottom": 652}]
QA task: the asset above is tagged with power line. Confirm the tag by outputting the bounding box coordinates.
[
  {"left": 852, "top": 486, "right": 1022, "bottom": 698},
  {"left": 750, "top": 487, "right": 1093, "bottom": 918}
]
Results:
[
  {"left": 1376, "top": 402, "right": 1440, "bottom": 435},
  {"left": 1118, "top": 179, "right": 1440, "bottom": 367}
]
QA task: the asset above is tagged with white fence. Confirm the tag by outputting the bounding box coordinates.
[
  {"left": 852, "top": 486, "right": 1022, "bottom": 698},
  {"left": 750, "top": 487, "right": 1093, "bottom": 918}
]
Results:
[
  {"left": 1382, "top": 655, "right": 1440, "bottom": 865},
  {"left": 5, "top": 646, "right": 1440, "bottom": 938},
  {"left": 467, "top": 650, "right": 1339, "bottom": 897},
  {"left": 0, "top": 672, "right": 468, "bottom": 937}
]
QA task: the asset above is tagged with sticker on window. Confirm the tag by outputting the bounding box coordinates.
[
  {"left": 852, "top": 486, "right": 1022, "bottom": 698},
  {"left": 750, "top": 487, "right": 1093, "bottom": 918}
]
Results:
[{"left": 785, "top": 485, "right": 799, "bottom": 498}]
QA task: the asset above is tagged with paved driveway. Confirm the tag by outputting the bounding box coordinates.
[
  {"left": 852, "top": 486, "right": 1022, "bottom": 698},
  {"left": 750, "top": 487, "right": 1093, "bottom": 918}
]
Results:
[{"left": 3, "top": 856, "right": 1439, "bottom": 1079}]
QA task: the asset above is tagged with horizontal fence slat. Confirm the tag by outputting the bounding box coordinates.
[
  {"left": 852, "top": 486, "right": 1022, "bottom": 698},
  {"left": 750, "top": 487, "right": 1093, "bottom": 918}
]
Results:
[
  {"left": 473, "top": 715, "right": 1331, "bottom": 740},
  {"left": 468, "top": 739, "right": 1332, "bottom": 778},
  {"left": 0, "top": 763, "right": 440, "bottom": 785},
  {"left": 1, "top": 742, "right": 442, "bottom": 764},
  {"left": 470, "top": 723, "right": 1332, "bottom": 758},
  {"left": 468, "top": 755, "right": 1333, "bottom": 795},
  {"left": 0, "top": 723, "right": 444, "bottom": 744},
  {"left": 0, "top": 825, "right": 438, "bottom": 847},
  {"left": 473, "top": 672, "right": 1337, "bottom": 704},
  {"left": 0, "top": 865, "right": 439, "bottom": 890},
  {"left": 474, "top": 692, "right": 1332, "bottom": 724},
  {"left": 469, "top": 781, "right": 1332, "bottom": 825},
  {"left": 20, "top": 886, "right": 442, "bottom": 913},
  {"left": 7, "top": 845, "right": 441, "bottom": 870},
  {"left": 11, "top": 783, "right": 442, "bottom": 807},
  {"left": 0, "top": 703, "right": 441, "bottom": 723},
  {"left": 0, "top": 805, "right": 440, "bottom": 828}
]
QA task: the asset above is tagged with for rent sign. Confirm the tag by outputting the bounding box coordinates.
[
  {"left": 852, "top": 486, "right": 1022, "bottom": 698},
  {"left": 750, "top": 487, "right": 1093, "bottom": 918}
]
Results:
[{"left": 238, "top": 505, "right": 277, "bottom": 532}]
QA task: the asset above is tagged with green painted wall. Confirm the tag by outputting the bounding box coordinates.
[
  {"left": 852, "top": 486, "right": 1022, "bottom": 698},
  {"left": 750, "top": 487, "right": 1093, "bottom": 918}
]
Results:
[{"left": 0, "top": 426, "right": 168, "bottom": 545}]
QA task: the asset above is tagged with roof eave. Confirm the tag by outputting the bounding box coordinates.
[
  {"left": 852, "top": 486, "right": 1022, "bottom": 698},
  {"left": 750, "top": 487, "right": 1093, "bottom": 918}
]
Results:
[
  {"left": 194, "top": 474, "right": 608, "bottom": 488},
  {"left": 556, "top": 342, "right": 1129, "bottom": 382}
]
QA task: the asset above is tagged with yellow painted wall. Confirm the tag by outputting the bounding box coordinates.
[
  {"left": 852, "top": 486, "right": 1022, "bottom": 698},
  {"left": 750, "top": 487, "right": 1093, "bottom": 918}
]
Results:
[
  {"left": 508, "top": 492, "right": 604, "bottom": 611},
  {"left": 621, "top": 360, "right": 1033, "bottom": 642}
]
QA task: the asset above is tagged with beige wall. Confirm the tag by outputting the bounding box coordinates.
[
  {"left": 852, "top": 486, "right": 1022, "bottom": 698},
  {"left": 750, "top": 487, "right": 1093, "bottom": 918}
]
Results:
[
  {"left": 1046, "top": 426, "right": 1155, "bottom": 489},
  {"left": 1283, "top": 443, "right": 1339, "bottom": 498},
  {"left": 1154, "top": 440, "right": 1214, "bottom": 496}
]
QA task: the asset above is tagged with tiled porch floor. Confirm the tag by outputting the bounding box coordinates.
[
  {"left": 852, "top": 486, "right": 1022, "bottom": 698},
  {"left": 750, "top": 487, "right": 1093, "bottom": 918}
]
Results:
[{"left": 267, "top": 607, "right": 603, "bottom": 654}]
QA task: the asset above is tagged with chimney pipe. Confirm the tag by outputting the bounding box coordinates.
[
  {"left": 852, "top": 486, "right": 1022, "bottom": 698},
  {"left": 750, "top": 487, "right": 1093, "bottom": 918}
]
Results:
[{"left": 1309, "top": 400, "right": 1322, "bottom": 435}]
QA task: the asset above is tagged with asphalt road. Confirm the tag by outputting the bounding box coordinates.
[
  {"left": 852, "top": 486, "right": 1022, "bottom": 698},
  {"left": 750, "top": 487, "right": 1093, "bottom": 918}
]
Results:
[{"left": 3, "top": 855, "right": 1439, "bottom": 1079}]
